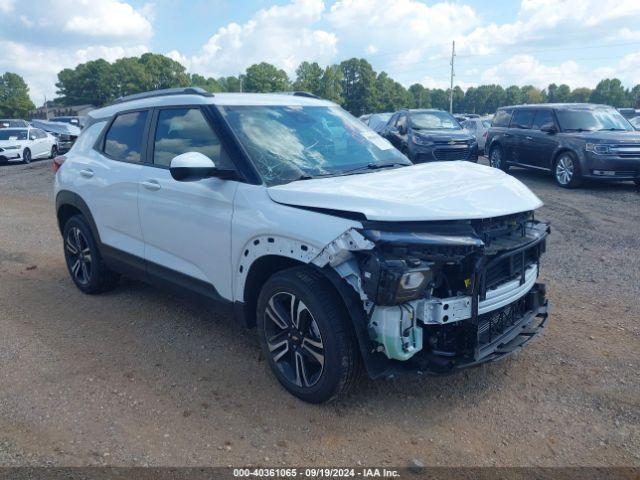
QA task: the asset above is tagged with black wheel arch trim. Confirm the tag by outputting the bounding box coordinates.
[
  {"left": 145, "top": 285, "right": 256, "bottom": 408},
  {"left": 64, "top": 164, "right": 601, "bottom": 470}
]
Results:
[
  {"left": 56, "top": 190, "right": 102, "bottom": 245},
  {"left": 312, "top": 265, "right": 391, "bottom": 379}
]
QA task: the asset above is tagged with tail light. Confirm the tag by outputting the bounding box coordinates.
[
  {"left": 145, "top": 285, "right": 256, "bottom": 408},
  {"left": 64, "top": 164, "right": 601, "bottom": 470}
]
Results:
[{"left": 52, "top": 155, "right": 66, "bottom": 173}]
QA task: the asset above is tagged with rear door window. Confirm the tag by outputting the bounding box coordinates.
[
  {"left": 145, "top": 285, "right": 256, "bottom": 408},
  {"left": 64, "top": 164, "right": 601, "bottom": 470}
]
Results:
[
  {"left": 532, "top": 109, "right": 556, "bottom": 130},
  {"left": 103, "top": 111, "right": 148, "bottom": 163},
  {"left": 511, "top": 109, "right": 535, "bottom": 129}
]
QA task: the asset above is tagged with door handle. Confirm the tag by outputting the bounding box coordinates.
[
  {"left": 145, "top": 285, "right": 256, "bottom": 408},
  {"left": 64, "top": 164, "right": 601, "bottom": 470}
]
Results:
[
  {"left": 79, "top": 169, "right": 94, "bottom": 178},
  {"left": 141, "top": 179, "right": 161, "bottom": 191}
]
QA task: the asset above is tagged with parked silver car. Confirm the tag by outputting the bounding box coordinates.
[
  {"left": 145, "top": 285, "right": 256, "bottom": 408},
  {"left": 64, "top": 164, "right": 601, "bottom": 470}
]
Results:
[{"left": 462, "top": 117, "right": 492, "bottom": 154}]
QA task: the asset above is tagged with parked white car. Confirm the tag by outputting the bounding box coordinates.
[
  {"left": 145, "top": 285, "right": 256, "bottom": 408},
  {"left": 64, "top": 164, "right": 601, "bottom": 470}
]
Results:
[
  {"left": 462, "top": 117, "right": 492, "bottom": 154},
  {"left": 54, "top": 88, "right": 549, "bottom": 403},
  {"left": 0, "top": 127, "right": 58, "bottom": 164}
]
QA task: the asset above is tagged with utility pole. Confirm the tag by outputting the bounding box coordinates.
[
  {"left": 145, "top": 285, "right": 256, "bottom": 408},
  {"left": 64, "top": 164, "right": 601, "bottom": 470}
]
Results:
[{"left": 449, "top": 40, "right": 455, "bottom": 114}]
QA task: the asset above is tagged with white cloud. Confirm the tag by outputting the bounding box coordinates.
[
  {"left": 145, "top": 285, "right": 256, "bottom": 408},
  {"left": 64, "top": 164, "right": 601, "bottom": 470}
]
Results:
[
  {"left": 63, "top": 0, "right": 153, "bottom": 41},
  {"left": 479, "top": 51, "right": 640, "bottom": 89},
  {"left": 180, "top": 0, "right": 337, "bottom": 78},
  {"left": 0, "top": 0, "right": 14, "bottom": 13},
  {"left": 0, "top": 40, "right": 148, "bottom": 102},
  {"left": 0, "top": 0, "right": 153, "bottom": 102},
  {"left": 457, "top": 0, "right": 640, "bottom": 56},
  {"left": 327, "top": 0, "right": 479, "bottom": 64}
]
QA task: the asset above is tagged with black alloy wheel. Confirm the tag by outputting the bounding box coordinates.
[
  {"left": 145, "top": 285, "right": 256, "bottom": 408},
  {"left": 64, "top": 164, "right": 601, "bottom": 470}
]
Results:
[
  {"left": 22, "top": 148, "right": 31, "bottom": 164},
  {"left": 65, "top": 225, "right": 93, "bottom": 286},
  {"left": 264, "top": 291, "right": 325, "bottom": 388}
]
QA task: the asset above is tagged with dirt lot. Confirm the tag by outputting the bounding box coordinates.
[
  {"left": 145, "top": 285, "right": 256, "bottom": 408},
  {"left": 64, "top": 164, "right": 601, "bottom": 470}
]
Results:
[{"left": 0, "top": 159, "right": 638, "bottom": 467}]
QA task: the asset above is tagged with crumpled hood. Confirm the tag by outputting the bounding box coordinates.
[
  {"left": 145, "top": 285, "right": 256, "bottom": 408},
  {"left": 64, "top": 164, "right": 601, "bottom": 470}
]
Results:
[{"left": 268, "top": 161, "right": 543, "bottom": 222}]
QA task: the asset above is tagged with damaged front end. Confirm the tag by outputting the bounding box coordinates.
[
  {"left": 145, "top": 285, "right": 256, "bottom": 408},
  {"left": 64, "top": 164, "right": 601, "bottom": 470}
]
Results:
[{"left": 336, "top": 211, "right": 550, "bottom": 376}]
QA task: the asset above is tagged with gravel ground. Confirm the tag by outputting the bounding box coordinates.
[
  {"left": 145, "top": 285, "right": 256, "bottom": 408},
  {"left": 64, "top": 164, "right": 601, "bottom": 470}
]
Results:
[{"left": 0, "top": 158, "right": 638, "bottom": 467}]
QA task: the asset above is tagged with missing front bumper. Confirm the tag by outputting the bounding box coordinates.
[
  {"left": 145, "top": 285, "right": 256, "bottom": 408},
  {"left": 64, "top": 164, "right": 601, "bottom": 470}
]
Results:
[{"left": 372, "top": 284, "right": 548, "bottom": 377}]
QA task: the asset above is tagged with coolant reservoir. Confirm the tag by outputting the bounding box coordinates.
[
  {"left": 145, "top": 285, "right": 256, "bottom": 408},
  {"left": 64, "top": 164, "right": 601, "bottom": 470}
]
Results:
[{"left": 369, "top": 305, "right": 423, "bottom": 361}]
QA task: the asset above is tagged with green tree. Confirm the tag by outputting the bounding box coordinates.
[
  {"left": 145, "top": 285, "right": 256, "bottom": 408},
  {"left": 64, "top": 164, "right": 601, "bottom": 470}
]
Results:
[
  {"left": 218, "top": 76, "right": 242, "bottom": 92},
  {"left": 408, "top": 83, "right": 430, "bottom": 109},
  {"left": 137, "top": 53, "right": 190, "bottom": 91},
  {"left": 243, "top": 62, "right": 290, "bottom": 93},
  {"left": 429, "top": 88, "right": 448, "bottom": 110},
  {"left": 190, "top": 73, "right": 222, "bottom": 93},
  {"left": 293, "top": 61, "right": 323, "bottom": 95},
  {"left": 375, "top": 72, "right": 411, "bottom": 112},
  {"left": 463, "top": 86, "right": 478, "bottom": 113},
  {"left": 570, "top": 87, "right": 592, "bottom": 103},
  {"left": 112, "top": 57, "right": 148, "bottom": 98},
  {"left": 629, "top": 84, "right": 640, "bottom": 108},
  {"left": 0, "top": 72, "right": 35, "bottom": 117},
  {"left": 56, "top": 58, "right": 115, "bottom": 106},
  {"left": 504, "top": 85, "right": 523, "bottom": 106},
  {"left": 339, "top": 58, "right": 377, "bottom": 115},
  {"left": 521, "top": 85, "right": 545, "bottom": 104},
  {"left": 590, "top": 78, "right": 627, "bottom": 107},
  {"left": 451, "top": 86, "right": 465, "bottom": 113},
  {"left": 317, "top": 65, "right": 343, "bottom": 103}
]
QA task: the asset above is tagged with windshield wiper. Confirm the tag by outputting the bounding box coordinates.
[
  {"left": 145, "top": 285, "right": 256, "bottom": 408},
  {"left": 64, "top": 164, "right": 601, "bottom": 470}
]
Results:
[{"left": 338, "top": 161, "right": 410, "bottom": 176}]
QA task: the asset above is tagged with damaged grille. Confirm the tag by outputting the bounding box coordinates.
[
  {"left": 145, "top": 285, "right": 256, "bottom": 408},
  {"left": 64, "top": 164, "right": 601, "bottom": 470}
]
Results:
[{"left": 477, "top": 296, "right": 527, "bottom": 347}]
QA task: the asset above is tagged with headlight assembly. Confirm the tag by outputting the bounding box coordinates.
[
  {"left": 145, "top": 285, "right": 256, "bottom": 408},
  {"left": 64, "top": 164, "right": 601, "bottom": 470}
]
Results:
[
  {"left": 412, "top": 135, "right": 433, "bottom": 146},
  {"left": 586, "top": 143, "right": 611, "bottom": 154},
  {"left": 361, "top": 255, "right": 433, "bottom": 305}
]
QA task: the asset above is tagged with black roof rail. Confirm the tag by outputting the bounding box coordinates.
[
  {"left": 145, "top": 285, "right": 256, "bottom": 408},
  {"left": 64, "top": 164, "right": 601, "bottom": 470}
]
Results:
[
  {"left": 113, "top": 87, "right": 214, "bottom": 105},
  {"left": 275, "top": 91, "right": 320, "bottom": 99}
]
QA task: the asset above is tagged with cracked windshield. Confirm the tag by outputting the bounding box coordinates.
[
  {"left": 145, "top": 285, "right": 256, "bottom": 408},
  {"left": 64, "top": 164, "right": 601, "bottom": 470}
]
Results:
[{"left": 220, "top": 105, "right": 410, "bottom": 186}]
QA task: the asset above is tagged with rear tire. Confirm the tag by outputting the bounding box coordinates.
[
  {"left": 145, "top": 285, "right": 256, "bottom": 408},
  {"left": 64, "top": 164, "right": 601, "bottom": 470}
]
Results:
[
  {"left": 22, "top": 148, "right": 31, "bottom": 164},
  {"left": 553, "top": 151, "right": 582, "bottom": 188},
  {"left": 63, "top": 215, "right": 120, "bottom": 294},
  {"left": 256, "top": 267, "right": 361, "bottom": 403},
  {"left": 489, "top": 145, "right": 508, "bottom": 172}
]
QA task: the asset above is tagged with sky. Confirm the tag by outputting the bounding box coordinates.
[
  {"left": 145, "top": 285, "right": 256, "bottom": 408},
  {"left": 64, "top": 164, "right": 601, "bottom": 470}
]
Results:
[{"left": 1, "top": 0, "right": 639, "bottom": 104}]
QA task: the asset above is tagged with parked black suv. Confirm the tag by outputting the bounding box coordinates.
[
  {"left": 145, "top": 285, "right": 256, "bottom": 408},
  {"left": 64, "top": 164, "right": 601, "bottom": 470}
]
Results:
[
  {"left": 486, "top": 103, "right": 640, "bottom": 188},
  {"left": 381, "top": 109, "right": 478, "bottom": 163}
]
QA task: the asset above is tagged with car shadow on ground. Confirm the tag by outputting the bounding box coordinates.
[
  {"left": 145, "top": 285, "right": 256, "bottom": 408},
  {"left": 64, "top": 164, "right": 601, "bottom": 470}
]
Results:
[{"left": 87, "top": 275, "right": 509, "bottom": 412}]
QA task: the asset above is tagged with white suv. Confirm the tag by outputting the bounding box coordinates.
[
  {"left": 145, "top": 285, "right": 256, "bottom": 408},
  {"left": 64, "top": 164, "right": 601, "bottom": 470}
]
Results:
[{"left": 54, "top": 88, "right": 550, "bottom": 403}]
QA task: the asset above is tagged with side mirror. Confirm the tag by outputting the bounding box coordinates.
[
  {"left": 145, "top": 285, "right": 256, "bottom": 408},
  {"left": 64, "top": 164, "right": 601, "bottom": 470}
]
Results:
[
  {"left": 540, "top": 123, "right": 558, "bottom": 134},
  {"left": 30, "top": 134, "right": 37, "bottom": 140},
  {"left": 170, "top": 152, "right": 218, "bottom": 182}
]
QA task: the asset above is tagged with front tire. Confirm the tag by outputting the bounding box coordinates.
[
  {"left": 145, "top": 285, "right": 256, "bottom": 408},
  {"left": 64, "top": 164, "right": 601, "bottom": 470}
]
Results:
[
  {"left": 256, "top": 267, "right": 360, "bottom": 403},
  {"left": 22, "top": 148, "right": 31, "bottom": 164},
  {"left": 553, "top": 152, "right": 582, "bottom": 188},
  {"left": 63, "top": 215, "right": 120, "bottom": 294},
  {"left": 489, "top": 145, "right": 508, "bottom": 172}
]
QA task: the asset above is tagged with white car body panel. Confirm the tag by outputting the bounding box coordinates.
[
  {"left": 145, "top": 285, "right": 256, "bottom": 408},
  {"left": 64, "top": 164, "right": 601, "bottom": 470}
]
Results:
[
  {"left": 138, "top": 165, "right": 239, "bottom": 298},
  {"left": 267, "top": 161, "right": 542, "bottom": 222},
  {"left": 230, "top": 184, "right": 361, "bottom": 302},
  {"left": 55, "top": 121, "right": 146, "bottom": 259}
]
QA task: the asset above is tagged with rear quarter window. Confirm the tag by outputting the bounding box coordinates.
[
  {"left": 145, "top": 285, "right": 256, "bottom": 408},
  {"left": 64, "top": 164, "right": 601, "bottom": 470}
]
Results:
[
  {"left": 103, "top": 111, "right": 148, "bottom": 163},
  {"left": 492, "top": 109, "right": 512, "bottom": 127}
]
